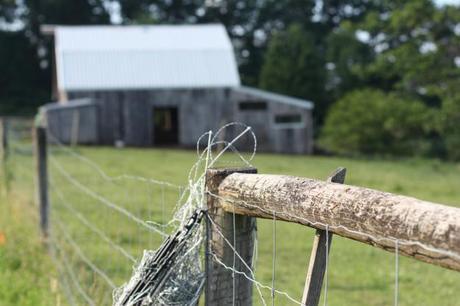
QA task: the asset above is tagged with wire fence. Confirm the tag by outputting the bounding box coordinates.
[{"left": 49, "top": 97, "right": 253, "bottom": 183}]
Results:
[
  {"left": 3, "top": 117, "right": 194, "bottom": 304},
  {"left": 2, "top": 118, "right": 459, "bottom": 306},
  {"left": 47, "top": 136, "right": 188, "bottom": 304},
  {"left": 2, "top": 117, "right": 35, "bottom": 214}
]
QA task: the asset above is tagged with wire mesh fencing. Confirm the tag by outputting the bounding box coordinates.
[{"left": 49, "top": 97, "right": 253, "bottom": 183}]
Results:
[
  {"left": 1, "top": 117, "right": 35, "bottom": 210},
  {"left": 2, "top": 118, "right": 460, "bottom": 306},
  {"left": 47, "top": 136, "right": 192, "bottom": 305}
]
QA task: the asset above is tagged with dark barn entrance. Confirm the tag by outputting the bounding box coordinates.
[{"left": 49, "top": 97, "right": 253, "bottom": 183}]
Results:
[{"left": 153, "top": 107, "right": 179, "bottom": 145}]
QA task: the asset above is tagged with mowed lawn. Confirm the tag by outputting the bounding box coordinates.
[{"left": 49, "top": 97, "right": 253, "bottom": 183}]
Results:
[{"left": 1, "top": 146, "right": 460, "bottom": 305}]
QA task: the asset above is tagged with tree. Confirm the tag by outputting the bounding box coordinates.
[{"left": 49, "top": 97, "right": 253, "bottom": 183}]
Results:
[
  {"left": 0, "top": 31, "right": 49, "bottom": 114},
  {"left": 356, "top": 1, "right": 460, "bottom": 105},
  {"left": 325, "top": 25, "right": 374, "bottom": 99},
  {"left": 0, "top": 0, "right": 19, "bottom": 24},
  {"left": 319, "top": 89, "right": 434, "bottom": 156},
  {"left": 259, "top": 24, "right": 327, "bottom": 121},
  {"left": 0, "top": 0, "right": 112, "bottom": 114}
]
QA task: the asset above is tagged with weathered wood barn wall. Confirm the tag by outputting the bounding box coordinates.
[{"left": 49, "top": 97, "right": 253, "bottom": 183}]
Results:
[
  {"left": 43, "top": 86, "right": 313, "bottom": 154},
  {"left": 44, "top": 99, "right": 98, "bottom": 144}
]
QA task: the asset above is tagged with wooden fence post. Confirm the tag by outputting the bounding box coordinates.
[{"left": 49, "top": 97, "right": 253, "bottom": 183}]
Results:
[
  {"left": 34, "top": 126, "right": 49, "bottom": 239},
  {"left": 0, "top": 118, "right": 8, "bottom": 161},
  {"left": 0, "top": 118, "right": 9, "bottom": 196},
  {"left": 205, "top": 167, "right": 257, "bottom": 306},
  {"left": 301, "top": 167, "right": 346, "bottom": 306}
]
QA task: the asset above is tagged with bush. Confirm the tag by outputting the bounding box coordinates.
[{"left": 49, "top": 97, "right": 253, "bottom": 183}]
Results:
[
  {"left": 319, "top": 89, "right": 434, "bottom": 156},
  {"left": 440, "top": 95, "right": 460, "bottom": 161}
]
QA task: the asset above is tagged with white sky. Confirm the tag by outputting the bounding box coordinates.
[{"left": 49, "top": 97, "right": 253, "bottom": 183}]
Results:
[{"left": 435, "top": 0, "right": 460, "bottom": 6}]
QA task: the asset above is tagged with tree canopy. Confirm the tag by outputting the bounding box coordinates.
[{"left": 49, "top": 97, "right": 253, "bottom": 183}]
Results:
[
  {"left": 259, "top": 24, "right": 326, "bottom": 121},
  {"left": 0, "top": 0, "right": 459, "bottom": 158}
]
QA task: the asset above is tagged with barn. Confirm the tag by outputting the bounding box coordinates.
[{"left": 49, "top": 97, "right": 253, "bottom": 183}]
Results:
[{"left": 41, "top": 24, "right": 314, "bottom": 154}]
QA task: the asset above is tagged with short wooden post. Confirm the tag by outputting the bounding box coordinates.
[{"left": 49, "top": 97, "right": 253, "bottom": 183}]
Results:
[
  {"left": 0, "top": 118, "right": 9, "bottom": 196},
  {"left": 34, "top": 126, "right": 49, "bottom": 238},
  {"left": 301, "top": 167, "right": 346, "bottom": 306},
  {"left": 0, "top": 118, "right": 8, "bottom": 161},
  {"left": 71, "top": 110, "right": 80, "bottom": 147},
  {"left": 205, "top": 167, "right": 257, "bottom": 306}
]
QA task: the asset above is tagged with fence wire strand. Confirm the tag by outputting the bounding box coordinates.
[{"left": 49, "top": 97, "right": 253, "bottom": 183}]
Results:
[{"left": 5, "top": 119, "right": 453, "bottom": 306}]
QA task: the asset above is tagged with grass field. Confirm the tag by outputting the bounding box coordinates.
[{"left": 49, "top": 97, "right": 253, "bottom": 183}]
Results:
[{"left": 1, "top": 145, "right": 460, "bottom": 305}]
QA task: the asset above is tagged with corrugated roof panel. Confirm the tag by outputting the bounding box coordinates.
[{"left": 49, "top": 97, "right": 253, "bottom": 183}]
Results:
[
  {"left": 55, "top": 24, "right": 241, "bottom": 91},
  {"left": 233, "top": 86, "right": 314, "bottom": 109}
]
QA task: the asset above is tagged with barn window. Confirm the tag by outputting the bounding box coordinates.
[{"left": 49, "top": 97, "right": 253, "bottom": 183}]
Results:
[
  {"left": 274, "top": 114, "right": 304, "bottom": 128},
  {"left": 239, "top": 101, "right": 267, "bottom": 111}
]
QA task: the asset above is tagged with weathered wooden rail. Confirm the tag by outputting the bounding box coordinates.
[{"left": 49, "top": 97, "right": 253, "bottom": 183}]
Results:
[{"left": 205, "top": 167, "right": 460, "bottom": 306}]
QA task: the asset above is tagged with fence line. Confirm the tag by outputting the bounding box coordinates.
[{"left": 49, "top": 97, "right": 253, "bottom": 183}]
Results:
[
  {"left": 50, "top": 238, "right": 96, "bottom": 306},
  {"left": 207, "top": 190, "right": 460, "bottom": 263},
  {"left": 50, "top": 245, "right": 78, "bottom": 306},
  {"left": 29, "top": 120, "right": 205, "bottom": 304},
  {"left": 50, "top": 157, "right": 169, "bottom": 237},
  {"left": 47, "top": 131, "right": 183, "bottom": 190},
  {"left": 52, "top": 184, "right": 136, "bottom": 263},
  {"left": 204, "top": 168, "right": 460, "bottom": 306},
  {"left": 54, "top": 217, "right": 118, "bottom": 289},
  {"left": 2, "top": 117, "right": 459, "bottom": 305},
  {"left": 42, "top": 123, "right": 256, "bottom": 305}
]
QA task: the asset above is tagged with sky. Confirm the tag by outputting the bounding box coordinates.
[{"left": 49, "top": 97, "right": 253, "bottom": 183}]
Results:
[{"left": 435, "top": 0, "right": 460, "bottom": 6}]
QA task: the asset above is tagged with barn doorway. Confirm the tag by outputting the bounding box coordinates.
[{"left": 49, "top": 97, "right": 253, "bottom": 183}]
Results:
[{"left": 153, "top": 107, "right": 179, "bottom": 145}]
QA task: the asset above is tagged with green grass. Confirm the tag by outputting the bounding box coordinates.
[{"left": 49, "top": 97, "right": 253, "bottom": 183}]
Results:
[
  {"left": 0, "top": 162, "right": 60, "bottom": 305},
  {"left": 1, "top": 146, "right": 460, "bottom": 305}
]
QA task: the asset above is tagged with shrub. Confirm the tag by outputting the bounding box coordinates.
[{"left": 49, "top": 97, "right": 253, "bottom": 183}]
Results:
[{"left": 319, "top": 89, "right": 434, "bottom": 156}]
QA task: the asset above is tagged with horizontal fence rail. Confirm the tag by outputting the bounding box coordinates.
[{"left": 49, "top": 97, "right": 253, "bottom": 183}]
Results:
[{"left": 211, "top": 172, "right": 460, "bottom": 272}]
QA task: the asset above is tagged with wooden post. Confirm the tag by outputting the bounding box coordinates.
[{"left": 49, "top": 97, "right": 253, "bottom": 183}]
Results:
[
  {"left": 301, "top": 167, "right": 346, "bottom": 306},
  {"left": 0, "top": 118, "right": 9, "bottom": 196},
  {"left": 71, "top": 110, "right": 80, "bottom": 147},
  {"left": 0, "top": 118, "right": 8, "bottom": 161},
  {"left": 34, "top": 126, "right": 49, "bottom": 238},
  {"left": 205, "top": 167, "right": 257, "bottom": 306}
]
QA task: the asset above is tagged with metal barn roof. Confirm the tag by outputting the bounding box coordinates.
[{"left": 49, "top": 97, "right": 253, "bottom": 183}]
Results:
[
  {"left": 54, "top": 24, "right": 241, "bottom": 91},
  {"left": 233, "top": 86, "right": 314, "bottom": 109}
]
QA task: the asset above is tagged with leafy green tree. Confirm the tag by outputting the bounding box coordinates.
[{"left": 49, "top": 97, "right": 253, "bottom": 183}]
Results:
[
  {"left": 259, "top": 24, "right": 327, "bottom": 120},
  {"left": 0, "top": 0, "right": 111, "bottom": 114},
  {"left": 325, "top": 26, "right": 374, "bottom": 99},
  {"left": 319, "top": 89, "right": 434, "bottom": 156},
  {"left": 0, "top": 31, "right": 50, "bottom": 114},
  {"left": 0, "top": 0, "right": 18, "bottom": 23},
  {"left": 356, "top": 1, "right": 460, "bottom": 105}
]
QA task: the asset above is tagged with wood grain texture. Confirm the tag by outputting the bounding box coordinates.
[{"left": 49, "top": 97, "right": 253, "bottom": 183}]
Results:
[
  {"left": 216, "top": 173, "right": 460, "bottom": 272},
  {"left": 0, "top": 118, "right": 8, "bottom": 161},
  {"left": 205, "top": 168, "right": 257, "bottom": 306},
  {"left": 34, "top": 126, "right": 49, "bottom": 238}
]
